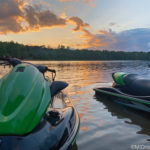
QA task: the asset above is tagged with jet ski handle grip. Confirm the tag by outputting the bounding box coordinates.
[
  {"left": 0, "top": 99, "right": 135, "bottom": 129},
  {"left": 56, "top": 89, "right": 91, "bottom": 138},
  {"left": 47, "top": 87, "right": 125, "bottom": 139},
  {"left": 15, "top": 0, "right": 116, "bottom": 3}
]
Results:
[{"left": 47, "top": 69, "right": 56, "bottom": 73}]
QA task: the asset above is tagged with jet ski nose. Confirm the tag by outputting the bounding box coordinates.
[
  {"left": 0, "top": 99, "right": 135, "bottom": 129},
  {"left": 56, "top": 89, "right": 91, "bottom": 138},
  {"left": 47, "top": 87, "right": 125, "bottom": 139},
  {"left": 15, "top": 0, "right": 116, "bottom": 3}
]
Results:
[
  {"left": 112, "top": 72, "right": 118, "bottom": 82},
  {"left": 112, "top": 72, "right": 127, "bottom": 86},
  {"left": 112, "top": 72, "right": 116, "bottom": 78}
]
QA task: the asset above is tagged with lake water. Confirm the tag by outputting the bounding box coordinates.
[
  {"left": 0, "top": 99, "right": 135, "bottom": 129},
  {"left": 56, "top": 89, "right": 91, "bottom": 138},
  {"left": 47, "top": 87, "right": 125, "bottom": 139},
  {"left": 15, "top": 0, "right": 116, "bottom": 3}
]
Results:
[{"left": 1, "top": 60, "right": 150, "bottom": 150}]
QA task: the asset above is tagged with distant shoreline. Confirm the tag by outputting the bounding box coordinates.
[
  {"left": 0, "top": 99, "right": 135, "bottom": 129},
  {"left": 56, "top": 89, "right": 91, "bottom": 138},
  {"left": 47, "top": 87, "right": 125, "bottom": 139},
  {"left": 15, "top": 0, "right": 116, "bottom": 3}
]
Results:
[{"left": 1, "top": 41, "right": 150, "bottom": 61}]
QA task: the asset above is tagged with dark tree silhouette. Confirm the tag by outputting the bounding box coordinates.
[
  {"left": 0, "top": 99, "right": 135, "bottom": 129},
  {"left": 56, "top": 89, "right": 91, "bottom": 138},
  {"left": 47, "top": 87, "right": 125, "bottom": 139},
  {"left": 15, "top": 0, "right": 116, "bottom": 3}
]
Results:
[{"left": 0, "top": 41, "right": 150, "bottom": 60}]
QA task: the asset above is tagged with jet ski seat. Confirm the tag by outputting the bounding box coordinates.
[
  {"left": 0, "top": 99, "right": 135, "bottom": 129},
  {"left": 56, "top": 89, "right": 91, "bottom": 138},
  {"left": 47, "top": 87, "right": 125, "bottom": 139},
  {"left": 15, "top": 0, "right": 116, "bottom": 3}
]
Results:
[{"left": 123, "top": 74, "right": 150, "bottom": 96}]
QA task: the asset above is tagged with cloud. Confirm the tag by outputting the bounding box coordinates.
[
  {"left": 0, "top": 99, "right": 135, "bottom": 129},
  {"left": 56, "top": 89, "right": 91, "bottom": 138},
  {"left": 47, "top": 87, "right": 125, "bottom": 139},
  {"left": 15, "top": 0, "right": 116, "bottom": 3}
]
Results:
[
  {"left": 0, "top": 0, "right": 93, "bottom": 37},
  {"left": 0, "top": 0, "right": 24, "bottom": 33},
  {"left": 67, "top": 16, "right": 96, "bottom": 48},
  {"left": 69, "top": 20, "right": 150, "bottom": 51},
  {"left": 24, "top": 5, "right": 66, "bottom": 29},
  {"left": 68, "top": 16, "right": 90, "bottom": 31},
  {"left": 75, "top": 29, "right": 111, "bottom": 49},
  {"left": 86, "top": 28, "right": 150, "bottom": 51},
  {"left": 67, "top": 17, "right": 112, "bottom": 49},
  {"left": 84, "top": 0, "right": 96, "bottom": 7},
  {"left": 109, "top": 22, "right": 116, "bottom": 26},
  {"left": 59, "top": 0, "right": 96, "bottom": 7},
  {"left": 0, "top": 0, "right": 66, "bottom": 34}
]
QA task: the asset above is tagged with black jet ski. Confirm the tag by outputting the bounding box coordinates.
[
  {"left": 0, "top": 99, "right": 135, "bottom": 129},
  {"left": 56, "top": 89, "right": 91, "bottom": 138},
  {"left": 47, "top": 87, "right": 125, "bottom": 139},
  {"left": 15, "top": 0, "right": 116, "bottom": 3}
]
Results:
[
  {"left": 94, "top": 72, "right": 150, "bottom": 113},
  {"left": 0, "top": 57, "right": 80, "bottom": 150}
]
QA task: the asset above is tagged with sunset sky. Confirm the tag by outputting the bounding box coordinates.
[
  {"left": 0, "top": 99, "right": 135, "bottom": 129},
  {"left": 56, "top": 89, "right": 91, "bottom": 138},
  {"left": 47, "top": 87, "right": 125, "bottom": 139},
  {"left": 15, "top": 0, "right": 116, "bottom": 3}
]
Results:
[{"left": 1, "top": 0, "right": 150, "bottom": 51}]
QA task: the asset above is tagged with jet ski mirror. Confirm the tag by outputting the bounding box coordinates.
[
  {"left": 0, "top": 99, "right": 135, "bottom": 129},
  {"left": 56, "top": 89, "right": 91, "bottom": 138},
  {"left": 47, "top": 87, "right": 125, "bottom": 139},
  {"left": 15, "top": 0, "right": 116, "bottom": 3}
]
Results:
[
  {"left": 0, "top": 57, "right": 22, "bottom": 67},
  {"left": 37, "top": 65, "right": 49, "bottom": 74},
  {"left": 36, "top": 66, "right": 56, "bottom": 81},
  {"left": 50, "top": 81, "right": 68, "bottom": 98}
]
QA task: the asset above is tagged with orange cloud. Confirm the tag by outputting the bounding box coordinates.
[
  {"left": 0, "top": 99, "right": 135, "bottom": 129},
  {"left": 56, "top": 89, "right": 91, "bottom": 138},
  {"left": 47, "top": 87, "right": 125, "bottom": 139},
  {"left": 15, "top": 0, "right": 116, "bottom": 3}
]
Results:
[
  {"left": 70, "top": 25, "right": 114, "bottom": 49},
  {"left": 61, "top": 12, "right": 67, "bottom": 19},
  {"left": 0, "top": 0, "right": 94, "bottom": 35},
  {"left": 24, "top": 5, "right": 66, "bottom": 30},
  {"left": 0, "top": 0, "right": 25, "bottom": 33},
  {"left": 0, "top": 0, "right": 67, "bottom": 34},
  {"left": 59, "top": 0, "right": 96, "bottom": 7},
  {"left": 67, "top": 16, "right": 99, "bottom": 48},
  {"left": 67, "top": 17, "right": 109, "bottom": 49},
  {"left": 68, "top": 16, "right": 90, "bottom": 31},
  {"left": 84, "top": 0, "right": 96, "bottom": 7},
  {"left": 84, "top": 30, "right": 116, "bottom": 49}
]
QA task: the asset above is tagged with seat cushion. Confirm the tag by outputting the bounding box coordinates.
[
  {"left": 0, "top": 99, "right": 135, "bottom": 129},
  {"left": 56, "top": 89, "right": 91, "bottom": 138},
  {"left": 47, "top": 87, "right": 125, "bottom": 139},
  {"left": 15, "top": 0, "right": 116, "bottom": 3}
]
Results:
[{"left": 123, "top": 74, "right": 150, "bottom": 96}]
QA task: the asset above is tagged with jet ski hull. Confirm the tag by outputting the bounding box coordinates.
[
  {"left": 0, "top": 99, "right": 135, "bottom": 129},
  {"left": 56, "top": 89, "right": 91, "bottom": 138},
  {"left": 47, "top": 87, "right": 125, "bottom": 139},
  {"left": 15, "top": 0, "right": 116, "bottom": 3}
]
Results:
[
  {"left": 94, "top": 87, "right": 150, "bottom": 113},
  {"left": 0, "top": 96, "right": 80, "bottom": 150}
]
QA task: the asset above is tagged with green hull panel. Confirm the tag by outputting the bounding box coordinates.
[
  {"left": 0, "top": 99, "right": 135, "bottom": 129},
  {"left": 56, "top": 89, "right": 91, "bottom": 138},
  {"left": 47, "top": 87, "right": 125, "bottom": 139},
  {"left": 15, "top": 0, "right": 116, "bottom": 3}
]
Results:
[{"left": 0, "top": 64, "right": 51, "bottom": 135}]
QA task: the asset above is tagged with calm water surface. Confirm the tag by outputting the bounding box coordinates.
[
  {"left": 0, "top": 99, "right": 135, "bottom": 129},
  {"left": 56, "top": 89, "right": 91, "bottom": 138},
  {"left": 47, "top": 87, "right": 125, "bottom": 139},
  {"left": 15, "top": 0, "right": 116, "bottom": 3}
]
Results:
[{"left": 1, "top": 60, "right": 150, "bottom": 150}]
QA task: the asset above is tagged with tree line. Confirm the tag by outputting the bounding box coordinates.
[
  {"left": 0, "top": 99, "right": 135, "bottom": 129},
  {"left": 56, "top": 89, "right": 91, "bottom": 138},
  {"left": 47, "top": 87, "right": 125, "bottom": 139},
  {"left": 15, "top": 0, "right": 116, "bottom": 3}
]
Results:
[{"left": 0, "top": 41, "right": 150, "bottom": 60}]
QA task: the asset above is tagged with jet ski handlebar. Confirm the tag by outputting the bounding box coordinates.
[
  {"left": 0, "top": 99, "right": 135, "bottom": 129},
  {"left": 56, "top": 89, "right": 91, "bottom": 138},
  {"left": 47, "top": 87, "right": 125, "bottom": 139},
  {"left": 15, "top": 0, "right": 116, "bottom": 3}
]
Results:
[
  {"left": 0, "top": 57, "right": 56, "bottom": 77},
  {"left": 36, "top": 65, "right": 56, "bottom": 81},
  {"left": 36, "top": 65, "right": 56, "bottom": 73},
  {"left": 0, "top": 57, "right": 22, "bottom": 67}
]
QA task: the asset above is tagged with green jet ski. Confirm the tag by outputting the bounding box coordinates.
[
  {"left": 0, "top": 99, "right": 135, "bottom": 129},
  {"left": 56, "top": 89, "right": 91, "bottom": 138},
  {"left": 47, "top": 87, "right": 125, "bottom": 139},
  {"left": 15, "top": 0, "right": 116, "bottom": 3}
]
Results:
[
  {"left": 0, "top": 57, "right": 80, "bottom": 150},
  {"left": 94, "top": 72, "right": 150, "bottom": 113}
]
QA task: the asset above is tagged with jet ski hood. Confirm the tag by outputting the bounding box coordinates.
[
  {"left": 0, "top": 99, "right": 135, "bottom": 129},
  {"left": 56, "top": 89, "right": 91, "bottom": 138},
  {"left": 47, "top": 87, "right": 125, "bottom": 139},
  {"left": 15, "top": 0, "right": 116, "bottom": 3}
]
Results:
[{"left": 0, "top": 64, "right": 51, "bottom": 135}]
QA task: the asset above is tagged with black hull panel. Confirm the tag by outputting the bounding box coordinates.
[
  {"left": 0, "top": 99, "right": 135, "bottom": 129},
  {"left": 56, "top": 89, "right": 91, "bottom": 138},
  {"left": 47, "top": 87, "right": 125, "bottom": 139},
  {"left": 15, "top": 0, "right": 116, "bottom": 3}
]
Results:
[{"left": 94, "top": 87, "right": 150, "bottom": 113}]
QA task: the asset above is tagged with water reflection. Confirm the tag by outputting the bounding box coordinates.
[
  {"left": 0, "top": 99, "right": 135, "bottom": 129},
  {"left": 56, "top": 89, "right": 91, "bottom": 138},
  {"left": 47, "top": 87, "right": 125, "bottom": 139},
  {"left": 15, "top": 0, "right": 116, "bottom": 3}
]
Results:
[
  {"left": 95, "top": 95, "right": 150, "bottom": 138},
  {"left": 0, "top": 66, "right": 11, "bottom": 78}
]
